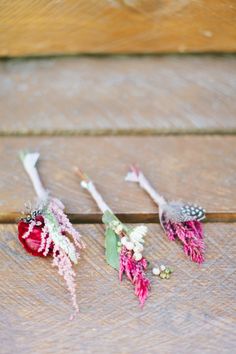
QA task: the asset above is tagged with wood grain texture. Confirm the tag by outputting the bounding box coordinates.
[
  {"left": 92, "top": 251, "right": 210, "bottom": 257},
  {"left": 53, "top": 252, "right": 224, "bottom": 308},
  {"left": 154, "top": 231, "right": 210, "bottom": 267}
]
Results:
[
  {"left": 1, "top": 56, "right": 236, "bottom": 134},
  {"left": 0, "top": 1, "right": 236, "bottom": 56},
  {"left": 0, "top": 223, "right": 235, "bottom": 354},
  {"left": 0, "top": 136, "right": 235, "bottom": 216}
]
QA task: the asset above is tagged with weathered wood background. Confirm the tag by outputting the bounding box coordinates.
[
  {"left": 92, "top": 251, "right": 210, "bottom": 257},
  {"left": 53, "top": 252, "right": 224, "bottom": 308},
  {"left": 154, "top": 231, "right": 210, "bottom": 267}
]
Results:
[
  {"left": 1, "top": 57, "right": 236, "bottom": 135},
  {"left": 0, "top": 55, "right": 236, "bottom": 353},
  {"left": 0, "top": 0, "right": 236, "bottom": 56}
]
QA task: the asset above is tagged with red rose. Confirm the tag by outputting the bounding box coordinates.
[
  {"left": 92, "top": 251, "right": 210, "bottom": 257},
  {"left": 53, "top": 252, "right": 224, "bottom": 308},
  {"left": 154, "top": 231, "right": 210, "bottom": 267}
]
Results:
[{"left": 18, "top": 215, "right": 52, "bottom": 257}]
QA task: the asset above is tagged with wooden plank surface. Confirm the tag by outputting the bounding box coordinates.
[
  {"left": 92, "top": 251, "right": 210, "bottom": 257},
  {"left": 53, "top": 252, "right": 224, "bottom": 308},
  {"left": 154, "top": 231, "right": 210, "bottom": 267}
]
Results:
[
  {"left": 0, "top": 1, "right": 236, "bottom": 56},
  {"left": 0, "top": 136, "right": 235, "bottom": 217},
  {"left": 1, "top": 56, "right": 236, "bottom": 134},
  {"left": 0, "top": 223, "right": 235, "bottom": 354}
]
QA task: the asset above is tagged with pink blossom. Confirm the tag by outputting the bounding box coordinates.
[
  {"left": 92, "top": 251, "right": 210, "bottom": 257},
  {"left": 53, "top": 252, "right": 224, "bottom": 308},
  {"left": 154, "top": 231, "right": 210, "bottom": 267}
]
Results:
[
  {"left": 163, "top": 219, "right": 204, "bottom": 264},
  {"left": 119, "top": 247, "right": 150, "bottom": 306},
  {"left": 48, "top": 198, "right": 84, "bottom": 249},
  {"left": 47, "top": 198, "right": 84, "bottom": 315},
  {"left": 38, "top": 225, "right": 48, "bottom": 253},
  {"left": 52, "top": 245, "right": 79, "bottom": 319}
]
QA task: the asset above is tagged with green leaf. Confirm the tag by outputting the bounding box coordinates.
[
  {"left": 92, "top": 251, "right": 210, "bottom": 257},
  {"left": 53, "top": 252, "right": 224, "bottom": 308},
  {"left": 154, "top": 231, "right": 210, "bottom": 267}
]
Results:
[{"left": 105, "top": 227, "right": 120, "bottom": 270}]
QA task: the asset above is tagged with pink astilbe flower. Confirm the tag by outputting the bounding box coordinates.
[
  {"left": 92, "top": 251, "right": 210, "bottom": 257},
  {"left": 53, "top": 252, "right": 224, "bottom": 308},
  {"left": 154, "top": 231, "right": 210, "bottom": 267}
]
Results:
[
  {"left": 163, "top": 219, "right": 204, "bottom": 264},
  {"left": 43, "top": 233, "right": 52, "bottom": 257},
  {"left": 38, "top": 225, "right": 48, "bottom": 253},
  {"left": 22, "top": 219, "right": 36, "bottom": 239},
  {"left": 119, "top": 247, "right": 150, "bottom": 306},
  {"left": 52, "top": 246, "right": 79, "bottom": 319},
  {"left": 45, "top": 198, "right": 85, "bottom": 315},
  {"left": 48, "top": 198, "right": 84, "bottom": 249}
]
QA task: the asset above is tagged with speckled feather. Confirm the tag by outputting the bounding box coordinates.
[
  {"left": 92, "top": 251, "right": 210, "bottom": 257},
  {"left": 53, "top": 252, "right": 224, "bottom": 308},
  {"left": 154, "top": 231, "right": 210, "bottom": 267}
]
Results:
[{"left": 162, "top": 202, "right": 206, "bottom": 223}]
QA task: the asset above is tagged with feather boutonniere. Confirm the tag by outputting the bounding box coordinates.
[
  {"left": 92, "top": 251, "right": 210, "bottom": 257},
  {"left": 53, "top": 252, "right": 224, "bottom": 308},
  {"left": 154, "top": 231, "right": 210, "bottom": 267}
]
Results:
[
  {"left": 18, "top": 151, "right": 85, "bottom": 318},
  {"left": 126, "top": 166, "right": 205, "bottom": 264},
  {"left": 76, "top": 169, "right": 150, "bottom": 306}
]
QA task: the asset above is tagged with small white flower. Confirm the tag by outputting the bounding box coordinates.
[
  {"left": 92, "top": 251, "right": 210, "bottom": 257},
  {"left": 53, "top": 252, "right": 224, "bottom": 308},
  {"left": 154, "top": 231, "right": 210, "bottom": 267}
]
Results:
[
  {"left": 134, "top": 252, "right": 142, "bottom": 261},
  {"left": 125, "top": 241, "right": 134, "bottom": 251},
  {"left": 121, "top": 237, "right": 128, "bottom": 245},
  {"left": 152, "top": 267, "right": 160, "bottom": 276},
  {"left": 130, "top": 234, "right": 144, "bottom": 243},
  {"left": 133, "top": 243, "right": 144, "bottom": 253},
  {"left": 130, "top": 225, "right": 147, "bottom": 243},
  {"left": 160, "top": 264, "right": 166, "bottom": 271}
]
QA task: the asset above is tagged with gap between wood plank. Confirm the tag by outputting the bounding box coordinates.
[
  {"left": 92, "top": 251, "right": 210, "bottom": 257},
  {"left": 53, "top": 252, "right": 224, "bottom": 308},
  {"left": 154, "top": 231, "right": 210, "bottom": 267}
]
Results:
[
  {"left": 1, "top": 212, "right": 236, "bottom": 224},
  {"left": 0, "top": 129, "right": 236, "bottom": 137}
]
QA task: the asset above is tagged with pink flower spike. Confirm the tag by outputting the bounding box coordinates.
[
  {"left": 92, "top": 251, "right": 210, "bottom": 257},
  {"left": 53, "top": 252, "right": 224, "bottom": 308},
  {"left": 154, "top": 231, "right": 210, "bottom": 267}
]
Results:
[
  {"left": 163, "top": 219, "right": 204, "bottom": 264},
  {"left": 52, "top": 246, "right": 79, "bottom": 317},
  {"left": 48, "top": 198, "right": 84, "bottom": 250},
  {"left": 119, "top": 247, "right": 150, "bottom": 306}
]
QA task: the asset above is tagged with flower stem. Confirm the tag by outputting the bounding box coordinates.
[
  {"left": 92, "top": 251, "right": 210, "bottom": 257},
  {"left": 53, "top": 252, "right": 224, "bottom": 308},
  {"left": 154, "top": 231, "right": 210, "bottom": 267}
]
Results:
[
  {"left": 125, "top": 165, "right": 166, "bottom": 207},
  {"left": 85, "top": 181, "right": 112, "bottom": 213},
  {"left": 20, "top": 151, "right": 48, "bottom": 203},
  {"left": 75, "top": 168, "right": 112, "bottom": 213}
]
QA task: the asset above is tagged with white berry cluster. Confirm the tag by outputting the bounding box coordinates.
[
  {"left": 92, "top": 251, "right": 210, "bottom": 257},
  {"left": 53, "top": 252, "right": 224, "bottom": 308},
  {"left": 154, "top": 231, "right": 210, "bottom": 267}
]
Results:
[
  {"left": 152, "top": 264, "right": 173, "bottom": 279},
  {"left": 121, "top": 225, "right": 147, "bottom": 261}
]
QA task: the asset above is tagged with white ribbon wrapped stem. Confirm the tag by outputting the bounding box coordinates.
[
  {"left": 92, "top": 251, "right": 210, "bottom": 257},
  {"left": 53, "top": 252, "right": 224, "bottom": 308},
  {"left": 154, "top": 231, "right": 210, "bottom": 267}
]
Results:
[
  {"left": 125, "top": 170, "right": 166, "bottom": 207},
  {"left": 81, "top": 180, "right": 112, "bottom": 213},
  {"left": 20, "top": 151, "right": 48, "bottom": 203}
]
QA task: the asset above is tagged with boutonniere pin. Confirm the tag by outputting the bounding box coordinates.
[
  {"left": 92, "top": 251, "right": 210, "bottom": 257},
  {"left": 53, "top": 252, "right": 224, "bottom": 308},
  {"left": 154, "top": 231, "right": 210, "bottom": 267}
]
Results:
[
  {"left": 126, "top": 166, "right": 205, "bottom": 264},
  {"left": 18, "top": 152, "right": 84, "bottom": 318},
  {"left": 76, "top": 169, "right": 150, "bottom": 306}
]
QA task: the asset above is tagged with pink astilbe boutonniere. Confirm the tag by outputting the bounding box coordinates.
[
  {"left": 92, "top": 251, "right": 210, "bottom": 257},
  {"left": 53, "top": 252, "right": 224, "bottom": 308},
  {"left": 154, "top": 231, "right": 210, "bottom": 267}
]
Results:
[
  {"left": 76, "top": 169, "right": 150, "bottom": 306},
  {"left": 125, "top": 166, "right": 206, "bottom": 264},
  {"left": 18, "top": 152, "right": 85, "bottom": 318}
]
